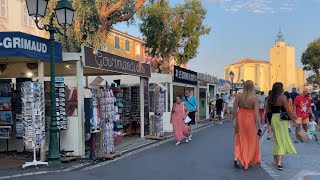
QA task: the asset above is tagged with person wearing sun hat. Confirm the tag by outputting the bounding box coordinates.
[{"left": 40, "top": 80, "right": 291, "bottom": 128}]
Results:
[{"left": 293, "top": 87, "right": 315, "bottom": 143}]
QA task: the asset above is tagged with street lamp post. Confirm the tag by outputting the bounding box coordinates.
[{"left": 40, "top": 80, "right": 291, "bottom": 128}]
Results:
[
  {"left": 26, "top": 0, "right": 75, "bottom": 164},
  {"left": 229, "top": 71, "right": 235, "bottom": 95}
]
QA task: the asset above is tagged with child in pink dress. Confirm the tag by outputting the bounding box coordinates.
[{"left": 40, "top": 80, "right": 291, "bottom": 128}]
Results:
[{"left": 171, "top": 96, "right": 190, "bottom": 145}]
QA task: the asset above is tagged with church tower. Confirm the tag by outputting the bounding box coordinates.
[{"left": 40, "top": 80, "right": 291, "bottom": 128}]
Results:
[{"left": 270, "top": 30, "right": 296, "bottom": 91}]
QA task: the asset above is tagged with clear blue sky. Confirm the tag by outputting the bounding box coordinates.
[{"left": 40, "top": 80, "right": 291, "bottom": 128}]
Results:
[{"left": 115, "top": 0, "right": 320, "bottom": 78}]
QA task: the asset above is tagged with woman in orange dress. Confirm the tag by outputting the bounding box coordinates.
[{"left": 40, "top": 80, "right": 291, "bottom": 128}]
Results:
[{"left": 233, "top": 80, "right": 262, "bottom": 169}]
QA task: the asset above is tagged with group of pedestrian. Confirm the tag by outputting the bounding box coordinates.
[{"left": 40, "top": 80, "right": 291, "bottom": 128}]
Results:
[
  {"left": 209, "top": 93, "right": 235, "bottom": 124},
  {"left": 170, "top": 90, "right": 198, "bottom": 145},
  {"left": 170, "top": 80, "right": 319, "bottom": 172},
  {"left": 209, "top": 94, "right": 225, "bottom": 124},
  {"left": 233, "top": 81, "right": 320, "bottom": 171}
]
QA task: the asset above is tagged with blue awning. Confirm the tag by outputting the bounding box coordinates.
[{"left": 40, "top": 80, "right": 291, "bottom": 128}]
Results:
[{"left": 0, "top": 32, "right": 62, "bottom": 62}]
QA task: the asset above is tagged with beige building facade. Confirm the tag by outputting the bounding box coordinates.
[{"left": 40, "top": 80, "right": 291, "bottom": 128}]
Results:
[
  {"left": 224, "top": 32, "right": 305, "bottom": 93},
  {"left": 0, "top": 0, "right": 46, "bottom": 37},
  {"left": 224, "top": 59, "right": 271, "bottom": 93}
]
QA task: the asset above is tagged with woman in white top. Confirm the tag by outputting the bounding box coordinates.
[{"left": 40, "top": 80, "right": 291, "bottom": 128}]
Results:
[{"left": 226, "top": 95, "right": 234, "bottom": 120}]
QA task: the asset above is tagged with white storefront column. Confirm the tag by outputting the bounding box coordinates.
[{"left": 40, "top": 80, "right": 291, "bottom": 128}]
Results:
[
  {"left": 38, "top": 60, "right": 46, "bottom": 162},
  {"left": 140, "top": 77, "right": 145, "bottom": 138},
  {"left": 76, "top": 60, "right": 85, "bottom": 157}
]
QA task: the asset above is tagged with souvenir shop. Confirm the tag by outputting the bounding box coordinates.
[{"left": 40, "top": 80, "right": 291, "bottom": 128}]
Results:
[
  {"left": 60, "top": 46, "right": 152, "bottom": 159},
  {"left": 0, "top": 32, "right": 64, "bottom": 168},
  {"left": 105, "top": 73, "right": 173, "bottom": 133},
  {"left": 197, "top": 73, "right": 218, "bottom": 120},
  {"left": 172, "top": 66, "right": 198, "bottom": 120}
]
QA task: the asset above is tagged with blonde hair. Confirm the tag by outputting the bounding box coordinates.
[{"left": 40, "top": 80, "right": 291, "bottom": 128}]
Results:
[{"left": 241, "top": 80, "right": 256, "bottom": 108}]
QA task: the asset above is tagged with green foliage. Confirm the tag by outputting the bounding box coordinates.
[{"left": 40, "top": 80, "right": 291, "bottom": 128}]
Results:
[
  {"left": 41, "top": 0, "right": 146, "bottom": 52},
  {"left": 138, "top": 0, "right": 210, "bottom": 73},
  {"left": 301, "top": 38, "right": 320, "bottom": 84},
  {"left": 306, "top": 74, "right": 316, "bottom": 84}
]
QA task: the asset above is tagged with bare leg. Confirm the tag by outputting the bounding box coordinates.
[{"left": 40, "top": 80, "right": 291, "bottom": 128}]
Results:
[
  {"left": 273, "top": 155, "right": 278, "bottom": 165},
  {"left": 295, "top": 124, "right": 301, "bottom": 142},
  {"left": 314, "top": 134, "right": 318, "bottom": 141},
  {"left": 302, "top": 124, "right": 308, "bottom": 132},
  {"left": 277, "top": 155, "right": 284, "bottom": 170}
]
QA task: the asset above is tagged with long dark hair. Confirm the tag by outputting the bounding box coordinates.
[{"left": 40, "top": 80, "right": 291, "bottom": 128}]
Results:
[
  {"left": 284, "top": 91, "right": 290, "bottom": 100},
  {"left": 268, "top": 82, "right": 284, "bottom": 105}
]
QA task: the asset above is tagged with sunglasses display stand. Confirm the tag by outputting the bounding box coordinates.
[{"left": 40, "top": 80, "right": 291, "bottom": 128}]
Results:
[
  {"left": 55, "top": 78, "right": 67, "bottom": 130},
  {"left": 146, "top": 85, "right": 165, "bottom": 140},
  {"left": 21, "top": 82, "right": 48, "bottom": 168}
]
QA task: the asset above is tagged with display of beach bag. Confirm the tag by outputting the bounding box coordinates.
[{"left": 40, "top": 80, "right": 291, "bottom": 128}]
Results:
[{"left": 296, "top": 128, "right": 308, "bottom": 142}]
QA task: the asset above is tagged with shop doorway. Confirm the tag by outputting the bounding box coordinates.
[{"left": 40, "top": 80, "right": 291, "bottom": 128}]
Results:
[{"left": 199, "top": 88, "right": 207, "bottom": 120}]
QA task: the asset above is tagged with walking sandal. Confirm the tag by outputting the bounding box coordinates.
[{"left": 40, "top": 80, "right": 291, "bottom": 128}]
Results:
[
  {"left": 277, "top": 164, "right": 284, "bottom": 171},
  {"left": 234, "top": 160, "right": 240, "bottom": 169}
]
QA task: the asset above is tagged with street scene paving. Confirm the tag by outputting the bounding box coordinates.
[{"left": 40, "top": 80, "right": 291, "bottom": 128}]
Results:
[{"left": 11, "top": 121, "right": 271, "bottom": 180}]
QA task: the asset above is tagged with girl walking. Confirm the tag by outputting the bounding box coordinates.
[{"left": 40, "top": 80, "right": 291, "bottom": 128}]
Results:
[
  {"left": 266, "top": 82, "right": 297, "bottom": 171},
  {"left": 171, "top": 95, "right": 190, "bottom": 145}
]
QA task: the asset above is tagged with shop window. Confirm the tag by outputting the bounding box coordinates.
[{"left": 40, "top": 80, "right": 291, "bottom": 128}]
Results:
[
  {"left": 125, "top": 39, "right": 130, "bottom": 52},
  {"left": 23, "top": 3, "right": 33, "bottom": 27},
  {"left": 135, "top": 44, "right": 141, "bottom": 56},
  {"left": 114, "top": 36, "right": 120, "bottom": 50},
  {"left": 0, "top": 0, "right": 8, "bottom": 18}
]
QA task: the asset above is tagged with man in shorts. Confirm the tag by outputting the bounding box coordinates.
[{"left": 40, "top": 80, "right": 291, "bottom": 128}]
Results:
[
  {"left": 215, "top": 94, "right": 224, "bottom": 124},
  {"left": 183, "top": 90, "right": 198, "bottom": 141},
  {"left": 293, "top": 88, "right": 315, "bottom": 143}
]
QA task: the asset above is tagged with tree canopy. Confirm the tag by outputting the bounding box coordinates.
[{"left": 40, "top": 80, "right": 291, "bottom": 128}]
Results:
[
  {"left": 43, "top": 0, "right": 147, "bottom": 52},
  {"left": 301, "top": 38, "right": 320, "bottom": 84},
  {"left": 138, "top": 0, "right": 210, "bottom": 73}
]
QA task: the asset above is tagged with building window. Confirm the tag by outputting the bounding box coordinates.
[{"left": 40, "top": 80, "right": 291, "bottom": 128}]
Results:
[
  {"left": 135, "top": 44, "right": 141, "bottom": 56},
  {"left": 0, "top": 0, "right": 8, "bottom": 18},
  {"left": 125, "top": 39, "right": 130, "bottom": 52},
  {"left": 114, "top": 36, "right": 120, "bottom": 50},
  {"left": 23, "top": 3, "right": 33, "bottom": 27}
]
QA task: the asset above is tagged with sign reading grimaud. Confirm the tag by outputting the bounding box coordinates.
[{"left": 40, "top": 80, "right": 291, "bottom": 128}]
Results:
[
  {"left": 82, "top": 46, "right": 151, "bottom": 78},
  {"left": 173, "top": 66, "right": 197, "bottom": 85},
  {"left": 0, "top": 32, "right": 62, "bottom": 62},
  {"left": 198, "top": 73, "right": 218, "bottom": 84}
]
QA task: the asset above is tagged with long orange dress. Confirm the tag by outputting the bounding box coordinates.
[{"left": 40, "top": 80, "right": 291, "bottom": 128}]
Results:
[{"left": 234, "top": 108, "right": 262, "bottom": 169}]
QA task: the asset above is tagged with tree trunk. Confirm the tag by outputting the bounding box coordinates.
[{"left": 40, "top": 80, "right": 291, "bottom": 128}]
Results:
[
  {"left": 316, "top": 69, "right": 320, "bottom": 85},
  {"left": 161, "top": 57, "right": 171, "bottom": 74}
]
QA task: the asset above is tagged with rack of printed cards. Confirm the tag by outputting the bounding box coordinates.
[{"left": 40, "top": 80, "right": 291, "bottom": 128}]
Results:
[
  {"left": 21, "top": 82, "right": 48, "bottom": 168},
  {"left": 89, "top": 77, "right": 123, "bottom": 160},
  {"left": 145, "top": 84, "right": 165, "bottom": 140}
]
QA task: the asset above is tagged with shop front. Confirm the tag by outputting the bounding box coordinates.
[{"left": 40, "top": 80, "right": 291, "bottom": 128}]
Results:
[
  {"left": 0, "top": 31, "right": 63, "bottom": 168},
  {"left": 59, "top": 46, "right": 152, "bottom": 159},
  {"left": 104, "top": 73, "right": 173, "bottom": 133},
  {"left": 173, "top": 66, "right": 198, "bottom": 120},
  {"left": 197, "top": 73, "right": 218, "bottom": 120}
]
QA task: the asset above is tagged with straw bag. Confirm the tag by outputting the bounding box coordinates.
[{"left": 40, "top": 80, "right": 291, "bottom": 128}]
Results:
[{"left": 296, "top": 128, "right": 308, "bottom": 142}]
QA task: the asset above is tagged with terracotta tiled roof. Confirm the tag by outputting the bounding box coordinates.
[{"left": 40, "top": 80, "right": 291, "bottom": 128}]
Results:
[{"left": 231, "top": 58, "right": 269, "bottom": 65}]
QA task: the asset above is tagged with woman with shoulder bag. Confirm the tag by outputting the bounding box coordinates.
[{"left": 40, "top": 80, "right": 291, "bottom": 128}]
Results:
[
  {"left": 266, "top": 83, "right": 297, "bottom": 171},
  {"left": 171, "top": 95, "right": 190, "bottom": 145}
]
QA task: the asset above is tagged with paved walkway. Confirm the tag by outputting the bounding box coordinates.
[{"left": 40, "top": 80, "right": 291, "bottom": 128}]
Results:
[
  {"left": 3, "top": 121, "right": 271, "bottom": 180},
  {"left": 0, "top": 119, "right": 212, "bottom": 178},
  {"left": 260, "top": 126, "right": 320, "bottom": 180}
]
